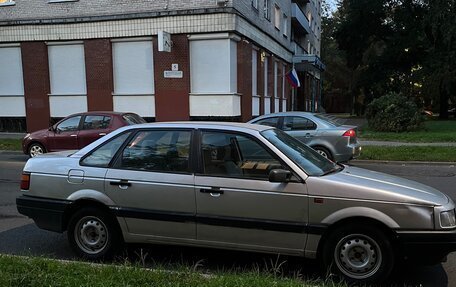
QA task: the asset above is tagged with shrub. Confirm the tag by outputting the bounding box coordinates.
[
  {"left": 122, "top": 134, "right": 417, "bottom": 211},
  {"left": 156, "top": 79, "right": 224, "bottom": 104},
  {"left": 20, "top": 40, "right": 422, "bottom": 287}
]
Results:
[{"left": 366, "top": 93, "right": 424, "bottom": 132}]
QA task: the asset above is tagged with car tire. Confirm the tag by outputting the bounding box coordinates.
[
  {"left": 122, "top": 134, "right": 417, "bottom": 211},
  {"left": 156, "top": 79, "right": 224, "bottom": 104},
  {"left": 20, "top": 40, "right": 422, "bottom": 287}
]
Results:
[
  {"left": 28, "top": 143, "right": 46, "bottom": 158},
  {"left": 67, "top": 207, "right": 122, "bottom": 260},
  {"left": 321, "top": 225, "right": 394, "bottom": 284},
  {"left": 313, "top": 146, "right": 333, "bottom": 161}
]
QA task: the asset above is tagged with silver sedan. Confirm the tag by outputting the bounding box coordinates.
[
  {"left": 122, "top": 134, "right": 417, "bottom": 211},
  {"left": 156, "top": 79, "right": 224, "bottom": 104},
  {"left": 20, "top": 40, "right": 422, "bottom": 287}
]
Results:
[
  {"left": 248, "top": 112, "right": 361, "bottom": 162},
  {"left": 16, "top": 122, "right": 456, "bottom": 284}
]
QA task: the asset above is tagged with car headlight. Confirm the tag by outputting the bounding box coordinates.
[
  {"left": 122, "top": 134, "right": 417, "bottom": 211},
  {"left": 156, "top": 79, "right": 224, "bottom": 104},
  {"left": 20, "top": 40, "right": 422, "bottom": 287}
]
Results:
[{"left": 440, "top": 210, "right": 456, "bottom": 228}]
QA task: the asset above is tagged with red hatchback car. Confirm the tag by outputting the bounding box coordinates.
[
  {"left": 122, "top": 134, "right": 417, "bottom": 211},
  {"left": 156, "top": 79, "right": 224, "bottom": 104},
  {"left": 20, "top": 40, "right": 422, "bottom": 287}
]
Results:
[{"left": 22, "top": 111, "right": 146, "bottom": 157}]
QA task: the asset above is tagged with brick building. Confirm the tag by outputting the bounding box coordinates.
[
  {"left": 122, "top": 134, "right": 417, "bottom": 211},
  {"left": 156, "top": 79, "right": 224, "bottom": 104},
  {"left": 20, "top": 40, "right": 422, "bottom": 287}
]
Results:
[{"left": 0, "top": 0, "right": 324, "bottom": 132}]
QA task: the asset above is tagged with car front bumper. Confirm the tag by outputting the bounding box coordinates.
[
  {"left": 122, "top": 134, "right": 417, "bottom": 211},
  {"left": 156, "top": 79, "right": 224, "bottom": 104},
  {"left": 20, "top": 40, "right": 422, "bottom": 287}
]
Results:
[{"left": 396, "top": 230, "right": 456, "bottom": 264}]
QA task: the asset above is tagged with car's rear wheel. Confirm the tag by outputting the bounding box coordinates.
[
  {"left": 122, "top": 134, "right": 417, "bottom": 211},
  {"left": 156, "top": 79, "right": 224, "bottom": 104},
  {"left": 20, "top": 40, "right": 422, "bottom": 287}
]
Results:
[
  {"left": 322, "top": 225, "right": 394, "bottom": 284},
  {"left": 28, "top": 143, "right": 45, "bottom": 158},
  {"left": 313, "top": 146, "right": 333, "bottom": 161},
  {"left": 67, "top": 207, "right": 122, "bottom": 260}
]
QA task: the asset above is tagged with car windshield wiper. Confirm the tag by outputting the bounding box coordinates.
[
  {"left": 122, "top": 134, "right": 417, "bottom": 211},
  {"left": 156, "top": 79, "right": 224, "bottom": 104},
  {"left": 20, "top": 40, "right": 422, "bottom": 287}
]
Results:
[{"left": 321, "top": 164, "right": 345, "bottom": 176}]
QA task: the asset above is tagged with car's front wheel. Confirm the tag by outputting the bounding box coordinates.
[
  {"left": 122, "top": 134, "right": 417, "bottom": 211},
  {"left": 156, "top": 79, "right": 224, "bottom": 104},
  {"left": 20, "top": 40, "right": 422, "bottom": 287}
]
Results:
[
  {"left": 67, "top": 207, "right": 122, "bottom": 260},
  {"left": 28, "top": 143, "right": 46, "bottom": 158},
  {"left": 322, "top": 225, "right": 394, "bottom": 284}
]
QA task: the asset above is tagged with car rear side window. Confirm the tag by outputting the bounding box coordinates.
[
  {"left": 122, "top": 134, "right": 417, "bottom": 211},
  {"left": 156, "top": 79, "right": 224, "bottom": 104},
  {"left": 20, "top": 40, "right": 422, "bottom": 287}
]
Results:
[
  {"left": 81, "top": 132, "right": 131, "bottom": 167},
  {"left": 283, "top": 117, "right": 317, "bottom": 131},
  {"left": 117, "top": 130, "right": 191, "bottom": 173},
  {"left": 253, "top": 117, "right": 280, "bottom": 128},
  {"left": 82, "top": 116, "right": 111, "bottom": 130},
  {"left": 201, "top": 131, "right": 285, "bottom": 180}
]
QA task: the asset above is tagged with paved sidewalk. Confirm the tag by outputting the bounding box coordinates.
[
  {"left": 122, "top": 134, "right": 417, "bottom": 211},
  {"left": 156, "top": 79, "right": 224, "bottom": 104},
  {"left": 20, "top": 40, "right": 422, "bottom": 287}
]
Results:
[
  {"left": 360, "top": 140, "right": 456, "bottom": 147},
  {"left": 0, "top": 133, "right": 25, "bottom": 139}
]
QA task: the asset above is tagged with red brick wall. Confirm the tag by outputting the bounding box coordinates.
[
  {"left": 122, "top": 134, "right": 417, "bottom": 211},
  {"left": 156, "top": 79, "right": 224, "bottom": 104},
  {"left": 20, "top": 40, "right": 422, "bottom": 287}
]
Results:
[
  {"left": 153, "top": 34, "right": 190, "bottom": 121},
  {"left": 21, "top": 42, "right": 51, "bottom": 132},
  {"left": 237, "top": 40, "right": 252, "bottom": 122},
  {"left": 84, "top": 39, "right": 113, "bottom": 111}
]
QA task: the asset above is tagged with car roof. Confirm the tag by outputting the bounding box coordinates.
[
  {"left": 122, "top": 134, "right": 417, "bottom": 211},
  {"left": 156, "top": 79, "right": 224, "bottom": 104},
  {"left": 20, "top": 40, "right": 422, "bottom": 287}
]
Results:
[{"left": 126, "top": 121, "right": 274, "bottom": 132}]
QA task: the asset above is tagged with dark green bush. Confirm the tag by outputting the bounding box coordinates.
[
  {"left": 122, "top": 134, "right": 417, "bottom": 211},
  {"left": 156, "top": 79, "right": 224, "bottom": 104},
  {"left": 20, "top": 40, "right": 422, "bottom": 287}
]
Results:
[{"left": 366, "top": 93, "right": 424, "bottom": 132}]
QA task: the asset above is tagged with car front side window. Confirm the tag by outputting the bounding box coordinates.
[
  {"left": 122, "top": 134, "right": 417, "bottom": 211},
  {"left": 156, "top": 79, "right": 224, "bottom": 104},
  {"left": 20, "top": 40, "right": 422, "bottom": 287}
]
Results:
[
  {"left": 117, "top": 130, "right": 191, "bottom": 173},
  {"left": 56, "top": 116, "right": 81, "bottom": 132},
  {"left": 253, "top": 117, "right": 280, "bottom": 128},
  {"left": 201, "top": 131, "right": 285, "bottom": 180}
]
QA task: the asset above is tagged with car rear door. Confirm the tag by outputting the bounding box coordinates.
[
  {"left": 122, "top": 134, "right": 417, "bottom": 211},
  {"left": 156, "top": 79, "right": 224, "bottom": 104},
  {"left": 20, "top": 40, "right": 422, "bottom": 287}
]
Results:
[
  {"left": 104, "top": 128, "right": 196, "bottom": 240},
  {"left": 282, "top": 116, "right": 318, "bottom": 145},
  {"left": 78, "top": 115, "right": 112, "bottom": 149},
  {"left": 194, "top": 130, "right": 308, "bottom": 253}
]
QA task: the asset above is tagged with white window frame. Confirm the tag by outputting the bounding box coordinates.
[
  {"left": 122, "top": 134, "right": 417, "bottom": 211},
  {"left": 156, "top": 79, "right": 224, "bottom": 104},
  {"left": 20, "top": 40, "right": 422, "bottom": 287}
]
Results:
[
  {"left": 283, "top": 14, "right": 288, "bottom": 37},
  {"left": 251, "top": 0, "right": 258, "bottom": 10},
  {"left": 264, "top": 0, "right": 271, "bottom": 20},
  {"left": 274, "top": 4, "right": 281, "bottom": 30}
]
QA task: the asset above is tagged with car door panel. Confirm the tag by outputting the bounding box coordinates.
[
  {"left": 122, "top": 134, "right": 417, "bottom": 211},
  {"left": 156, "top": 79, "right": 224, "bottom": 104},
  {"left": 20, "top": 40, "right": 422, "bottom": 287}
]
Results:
[
  {"left": 104, "top": 170, "right": 195, "bottom": 239},
  {"left": 196, "top": 176, "right": 308, "bottom": 250}
]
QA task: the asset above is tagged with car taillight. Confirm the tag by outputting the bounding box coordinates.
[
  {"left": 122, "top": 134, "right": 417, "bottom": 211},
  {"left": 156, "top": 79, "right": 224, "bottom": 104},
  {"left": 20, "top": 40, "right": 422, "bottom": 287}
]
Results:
[
  {"left": 20, "top": 173, "right": 30, "bottom": 190},
  {"left": 342, "top": 129, "right": 356, "bottom": 138}
]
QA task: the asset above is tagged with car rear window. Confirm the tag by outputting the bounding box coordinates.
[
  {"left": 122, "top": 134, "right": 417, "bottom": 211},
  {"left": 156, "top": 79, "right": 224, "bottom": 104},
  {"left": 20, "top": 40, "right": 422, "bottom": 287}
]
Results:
[
  {"left": 314, "top": 114, "right": 343, "bottom": 127},
  {"left": 123, "top": 114, "right": 146, "bottom": 125}
]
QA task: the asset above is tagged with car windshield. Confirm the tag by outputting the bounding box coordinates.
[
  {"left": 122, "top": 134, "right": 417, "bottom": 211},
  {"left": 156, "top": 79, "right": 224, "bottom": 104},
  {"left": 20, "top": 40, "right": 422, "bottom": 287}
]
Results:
[
  {"left": 314, "top": 113, "right": 343, "bottom": 127},
  {"left": 123, "top": 114, "right": 146, "bottom": 125},
  {"left": 261, "top": 129, "right": 342, "bottom": 176}
]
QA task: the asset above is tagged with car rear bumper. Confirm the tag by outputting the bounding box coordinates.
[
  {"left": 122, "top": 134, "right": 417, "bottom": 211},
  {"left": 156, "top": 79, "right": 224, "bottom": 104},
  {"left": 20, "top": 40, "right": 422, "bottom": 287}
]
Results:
[
  {"left": 334, "top": 142, "right": 362, "bottom": 162},
  {"left": 396, "top": 230, "right": 456, "bottom": 264},
  {"left": 16, "top": 195, "right": 71, "bottom": 233}
]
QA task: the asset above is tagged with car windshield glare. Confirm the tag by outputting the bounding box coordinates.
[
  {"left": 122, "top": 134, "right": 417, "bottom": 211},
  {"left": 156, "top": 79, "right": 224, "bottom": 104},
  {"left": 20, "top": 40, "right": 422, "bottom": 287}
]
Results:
[{"left": 261, "top": 129, "right": 339, "bottom": 176}]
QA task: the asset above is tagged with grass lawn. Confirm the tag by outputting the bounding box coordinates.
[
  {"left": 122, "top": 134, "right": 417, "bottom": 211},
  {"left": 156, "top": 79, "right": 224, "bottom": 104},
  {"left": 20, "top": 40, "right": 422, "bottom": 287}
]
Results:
[
  {"left": 0, "top": 255, "right": 345, "bottom": 287},
  {"left": 359, "top": 120, "right": 456, "bottom": 142},
  {"left": 0, "top": 139, "right": 21, "bottom": 151},
  {"left": 358, "top": 146, "right": 456, "bottom": 162}
]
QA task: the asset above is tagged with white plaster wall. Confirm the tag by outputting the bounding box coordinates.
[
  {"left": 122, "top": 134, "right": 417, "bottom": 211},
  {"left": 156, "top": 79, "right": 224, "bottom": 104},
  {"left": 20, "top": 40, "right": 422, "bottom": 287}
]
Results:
[
  {"left": 0, "top": 97, "right": 26, "bottom": 116},
  {"left": 113, "top": 95, "right": 155, "bottom": 117},
  {"left": 264, "top": 97, "right": 271, "bottom": 114},
  {"left": 252, "top": 96, "right": 260, "bottom": 116},
  {"left": 49, "top": 95, "right": 87, "bottom": 117},
  {"left": 189, "top": 94, "right": 241, "bottom": 117}
]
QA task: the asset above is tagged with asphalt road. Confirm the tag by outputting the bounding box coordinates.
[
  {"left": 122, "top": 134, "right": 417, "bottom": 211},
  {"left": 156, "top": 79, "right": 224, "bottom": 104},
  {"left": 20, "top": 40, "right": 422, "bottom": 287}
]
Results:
[{"left": 1, "top": 151, "right": 456, "bottom": 286}]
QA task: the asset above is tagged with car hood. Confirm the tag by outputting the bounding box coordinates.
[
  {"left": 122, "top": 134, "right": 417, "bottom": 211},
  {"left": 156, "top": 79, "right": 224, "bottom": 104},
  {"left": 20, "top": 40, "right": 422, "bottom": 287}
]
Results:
[
  {"left": 306, "top": 165, "right": 449, "bottom": 206},
  {"left": 28, "top": 128, "right": 49, "bottom": 139}
]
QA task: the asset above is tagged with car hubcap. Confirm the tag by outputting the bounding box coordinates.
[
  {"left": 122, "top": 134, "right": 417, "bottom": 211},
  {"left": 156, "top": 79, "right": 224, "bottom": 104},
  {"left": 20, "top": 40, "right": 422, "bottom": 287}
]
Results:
[
  {"left": 334, "top": 234, "right": 382, "bottom": 279},
  {"left": 30, "top": 145, "right": 43, "bottom": 157},
  {"left": 75, "top": 216, "right": 108, "bottom": 255}
]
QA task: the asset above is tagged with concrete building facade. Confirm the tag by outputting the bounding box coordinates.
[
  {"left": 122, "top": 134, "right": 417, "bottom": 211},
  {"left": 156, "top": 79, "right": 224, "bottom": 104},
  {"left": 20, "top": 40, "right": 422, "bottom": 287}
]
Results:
[{"left": 0, "top": 0, "right": 324, "bottom": 132}]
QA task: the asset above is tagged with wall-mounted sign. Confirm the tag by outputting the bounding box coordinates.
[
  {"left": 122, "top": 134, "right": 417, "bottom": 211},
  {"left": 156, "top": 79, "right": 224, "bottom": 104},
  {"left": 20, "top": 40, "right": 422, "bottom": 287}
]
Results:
[
  {"left": 164, "top": 71, "right": 183, "bottom": 78},
  {"left": 172, "top": 64, "right": 179, "bottom": 71},
  {"left": 158, "top": 30, "right": 172, "bottom": 52}
]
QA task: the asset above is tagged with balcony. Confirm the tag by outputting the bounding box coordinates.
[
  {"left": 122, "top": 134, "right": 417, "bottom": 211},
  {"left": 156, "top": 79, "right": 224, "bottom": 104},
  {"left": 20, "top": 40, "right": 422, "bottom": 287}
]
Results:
[{"left": 291, "top": 3, "right": 310, "bottom": 35}]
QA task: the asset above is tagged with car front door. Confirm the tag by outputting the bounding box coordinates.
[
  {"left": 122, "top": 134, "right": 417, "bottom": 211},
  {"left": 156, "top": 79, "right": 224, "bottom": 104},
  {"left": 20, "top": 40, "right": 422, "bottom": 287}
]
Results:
[
  {"left": 78, "top": 115, "right": 112, "bottom": 149},
  {"left": 195, "top": 130, "right": 308, "bottom": 253},
  {"left": 104, "top": 129, "right": 196, "bottom": 240},
  {"left": 48, "top": 115, "right": 81, "bottom": 151},
  {"left": 282, "top": 116, "right": 318, "bottom": 145}
]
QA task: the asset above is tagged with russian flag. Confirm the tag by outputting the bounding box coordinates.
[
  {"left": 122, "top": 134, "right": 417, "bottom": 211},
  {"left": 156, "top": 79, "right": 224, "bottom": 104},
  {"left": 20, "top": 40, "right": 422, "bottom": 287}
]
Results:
[{"left": 286, "top": 68, "right": 301, "bottom": 88}]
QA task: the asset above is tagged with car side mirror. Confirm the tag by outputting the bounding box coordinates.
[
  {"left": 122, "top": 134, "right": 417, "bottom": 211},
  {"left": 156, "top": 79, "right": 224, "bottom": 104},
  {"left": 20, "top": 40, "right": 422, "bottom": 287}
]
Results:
[
  {"left": 49, "top": 126, "right": 55, "bottom": 132},
  {"left": 269, "top": 169, "right": 291, "bottom": 183}
]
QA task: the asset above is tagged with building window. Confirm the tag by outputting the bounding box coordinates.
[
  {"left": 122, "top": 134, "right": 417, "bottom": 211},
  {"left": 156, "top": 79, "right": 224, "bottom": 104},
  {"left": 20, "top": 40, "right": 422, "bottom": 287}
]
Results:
[
  {"left": 48, "top": 43, "right": 87, "bottom": 96},
  {"left": 273, "top": 61, "right": 279, "bottom": 113},
  {"left": 264, "top": 0, "right": 270, "bottom": 20},
  {"left": 283, "top": 14, "right": 288, "bottom": 37},
  {"left": 263, "top": 56, "right": 270, "bottom": 114},
  {"left": 274, "top": 5, "right": 281, "bottom": 30},
  {"left": 0, "top": 0, "right": 15, "bottom": 6},
  {"left": 251, "top": 0, "right": 258, "bottom": 10},
  {"left": 48, "top": 42, "right": 87, "bottom": 117},
  {"left": 113, "top": 41, "right": 154, "bottom": 96},
  {"left": 252, "top": 49, "right": 259, "bottom": 116},
  {"left": 0, "top": 45, "right": 25, "bottom": 117}
]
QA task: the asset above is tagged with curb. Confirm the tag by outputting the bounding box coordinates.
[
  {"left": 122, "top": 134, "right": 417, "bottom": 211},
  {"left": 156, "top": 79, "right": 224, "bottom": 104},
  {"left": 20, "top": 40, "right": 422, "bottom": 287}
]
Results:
[{"left": 351, "top": 159, "right": 456, "bottom": 166}]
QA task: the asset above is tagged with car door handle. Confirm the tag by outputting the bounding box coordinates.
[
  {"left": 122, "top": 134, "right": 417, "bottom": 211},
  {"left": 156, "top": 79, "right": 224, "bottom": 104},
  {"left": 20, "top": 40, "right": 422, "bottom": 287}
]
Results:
[
  {"left": 99, "top": 133, "right": 107, "bottom": 136},
  {"left": 70, "top": 134, "right": 77, "bottom": 137},
  {"left": 200, "top": 188, "right": 224, "bottom": 197},
  {"left": 305, "top": 133, "right": 313, "bottom": 138},
  {"left": 110, "top": 180, "right": 131, "bottom": 189}
]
